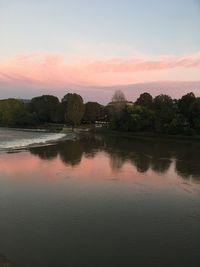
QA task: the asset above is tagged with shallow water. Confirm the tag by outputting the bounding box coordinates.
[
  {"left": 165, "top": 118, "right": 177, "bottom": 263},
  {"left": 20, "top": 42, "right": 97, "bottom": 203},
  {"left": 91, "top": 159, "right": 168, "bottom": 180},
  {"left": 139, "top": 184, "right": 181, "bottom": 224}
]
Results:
[{"left": 0, "top": 131, "right": 200, "bottom": 266}]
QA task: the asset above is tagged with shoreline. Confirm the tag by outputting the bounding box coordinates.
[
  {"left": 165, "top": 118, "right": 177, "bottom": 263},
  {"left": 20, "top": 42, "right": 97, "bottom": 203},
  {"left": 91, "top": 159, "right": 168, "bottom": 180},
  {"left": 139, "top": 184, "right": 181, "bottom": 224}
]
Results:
[
  {"left": 95, "top": 128, "right": 200, "bottom": 142},
  {"left": 1, "top": 124, "right": 200, "bottom": 142}
]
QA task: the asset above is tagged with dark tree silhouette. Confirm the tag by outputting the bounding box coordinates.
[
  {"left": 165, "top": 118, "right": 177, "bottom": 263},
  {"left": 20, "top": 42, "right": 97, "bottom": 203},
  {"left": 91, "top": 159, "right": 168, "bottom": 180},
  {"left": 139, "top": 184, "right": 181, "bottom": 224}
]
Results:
[{"left": 62, "top": 93, "right": 85, "bottom": 127}]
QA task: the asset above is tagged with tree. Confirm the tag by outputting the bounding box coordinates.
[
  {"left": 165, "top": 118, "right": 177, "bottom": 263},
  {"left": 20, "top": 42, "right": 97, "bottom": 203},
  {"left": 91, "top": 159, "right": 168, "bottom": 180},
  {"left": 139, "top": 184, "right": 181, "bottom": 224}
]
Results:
[
  {"left": 135, "top": 92, "right": 153, "bottom": 108},
  {"left": 189, "top": 98, "right": 200, "bottom": 132},
  {"left": 117, "top": 105, "right": 154, "bottom": 132},
  {"left": 0, "top": 99, "right": 29, "bottom": 126},
  {"left": 55, "top": 103, "right": 66, "bottom": 123},
  {"left": 62, "top": 93, "right": 85, "bottom": 127},
  {"left": 29, "top": 95, "right": 60, "bottom": 123},
  {"left": 112, "top": 90, "right": 126, "bottom": 102},
  {"left": 84, "top": 102, "right": 103, "bottom": 123},
  {"left": 178, "top": 92, "right": 196, "bottom": 120},
  {"left": 153, "top": 94, "right": 175, "bottom": 132}
]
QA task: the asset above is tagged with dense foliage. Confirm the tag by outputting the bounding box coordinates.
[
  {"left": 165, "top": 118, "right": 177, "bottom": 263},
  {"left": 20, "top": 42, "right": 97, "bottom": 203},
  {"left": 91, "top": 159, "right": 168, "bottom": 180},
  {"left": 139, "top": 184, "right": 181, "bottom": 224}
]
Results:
[
  {"left": 0, "top": 91, "right": 200, "bottom": 135},
  {"left": 110, "top": 92, "right": 200, "bottom": 135},
  {"left": 0, "top": 99, "right": 31, "bottom": 126},
  {"left": 83, "top": 102, "right": 104, "bottom": 123},
  {"left": 62, "top": 93, "right": 85, "bottom": 126},
  {"left": 29, "top": 95, "right": 60, "bottom": 123}
]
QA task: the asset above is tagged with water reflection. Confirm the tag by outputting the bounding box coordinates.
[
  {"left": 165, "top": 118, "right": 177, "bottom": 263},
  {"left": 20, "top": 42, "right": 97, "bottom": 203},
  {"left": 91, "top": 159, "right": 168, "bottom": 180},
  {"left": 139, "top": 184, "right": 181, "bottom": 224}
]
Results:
[
  {"left": 29, "top": 134, "right": 200, "bottom": 182},
  {"left": 109, "top": 154, "right": 125, "bottom": 172},
  {"left": 0, "top": 134, "right": 200, "bottom": 267},
  {"left": 30, "top": 145, "right": 59, "bottom": 160},
  {"left": 59, "top": 140, "right": 83, "bottom": 166}
]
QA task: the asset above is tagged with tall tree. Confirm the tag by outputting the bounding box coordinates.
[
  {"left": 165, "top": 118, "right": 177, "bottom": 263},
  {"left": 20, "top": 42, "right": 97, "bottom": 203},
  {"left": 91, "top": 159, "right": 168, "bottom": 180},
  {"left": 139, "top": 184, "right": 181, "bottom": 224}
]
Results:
[
  {"left": 189, "top": 98, "right": 200, "bottom": 132},
  {"left": 0, "top": 99, "right": 28, "bottom": 126},
  {"left": 29, "top": 95, "right": 60, "bottom": 123},
  {"left": 178, "top": 92, "right": 196, "bottom": 120},
  {"left": 62, "top": 93, "right": 85, "bottom": 127},
  {"left": 135, "top": 92, "right": 153, "bottom": 108},
  {"left": 153, "top": 94, "right": 175, "bottom": 132},
  {"left": 84, "top": 102, "right": 103, "bottom": 123}
]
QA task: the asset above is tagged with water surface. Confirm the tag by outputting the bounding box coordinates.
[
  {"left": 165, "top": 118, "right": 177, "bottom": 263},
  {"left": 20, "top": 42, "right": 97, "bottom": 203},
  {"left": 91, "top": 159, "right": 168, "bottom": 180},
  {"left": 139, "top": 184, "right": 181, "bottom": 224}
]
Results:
[
  {"left": 0, "top": 131, "right": 200, "bottom": 266},
  {"left": 0, "top": 128, "right": 66, "bottom": 150}
]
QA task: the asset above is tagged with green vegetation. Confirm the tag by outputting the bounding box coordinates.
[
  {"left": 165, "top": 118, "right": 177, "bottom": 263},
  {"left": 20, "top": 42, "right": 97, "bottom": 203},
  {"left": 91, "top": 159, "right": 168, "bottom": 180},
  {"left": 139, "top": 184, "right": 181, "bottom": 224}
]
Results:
[
  {"left": 62, "top": 93, "right": 85, "bottom": 128},
  {"left": 0, "top": 98, "right": 31, "bottom": 126},
  {"left": 29, "top": 95, "right": 60, "bottom": 123},
  {"left": 0, "top": 90, "right": 200, "bottom": 136},
  {"left": 83, "top": 102, "right": 105, "bottom": 123},
  {"left": 109, "top": 91, "right": 200, "bottom": 136}
]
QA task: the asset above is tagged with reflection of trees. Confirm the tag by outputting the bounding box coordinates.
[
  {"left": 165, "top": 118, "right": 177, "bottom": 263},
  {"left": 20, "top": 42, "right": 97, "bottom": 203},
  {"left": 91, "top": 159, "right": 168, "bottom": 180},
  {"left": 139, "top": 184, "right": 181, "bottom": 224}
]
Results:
[
  {"left": 131, "top": 154, "right": 150, "bottom": 173},
  {"left": 109, "top": 153, "right": 125, "bottom": 172},
  {"left": 80, "top": 134, "right": 105, "bottom": 158},
  {"left": 103, "top": 136, "right": 172, "bottom": 174},
  {"left": 151, "top": 159, "right": 171, "bottom": 174},
  {"left": 148, "top": 142, "right": 171, "bottom": 174},
  {"left": 58, "top": 140, "right": 83, "bottom": 166},
  {"left": 29, "top": 134, "right": 104, "bottom": 167},
  {"left": 175, "top": 160, "right": 200, "bottom": 180},
  {"left": 174, "top": 143, "right": 200, "bottom": 180},
  {"left": 103, "top": 135, "right": 200, "bottom": 180},
  {"left": 29, "top": 133, "right": 200, "bottom": 181},
  {"left": 30, "top": 145, "right": 58, "bottom": 160},
  {"left": 30, "top": 140, "right": 84, "bottom": 166}
]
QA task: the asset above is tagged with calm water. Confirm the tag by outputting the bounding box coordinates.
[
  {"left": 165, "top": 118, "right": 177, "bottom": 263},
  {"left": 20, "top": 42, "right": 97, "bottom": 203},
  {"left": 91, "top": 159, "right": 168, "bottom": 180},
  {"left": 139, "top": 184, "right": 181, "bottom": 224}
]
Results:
[{"left": 0, "top": 131, "right": 200, "bottom": 266}]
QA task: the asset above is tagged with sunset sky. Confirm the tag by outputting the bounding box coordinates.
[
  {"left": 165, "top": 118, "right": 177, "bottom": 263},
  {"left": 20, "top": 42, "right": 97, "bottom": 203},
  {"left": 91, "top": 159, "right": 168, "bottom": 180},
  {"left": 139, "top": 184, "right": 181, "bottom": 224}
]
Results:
[{"left": 0, "top": 0, "right": 200, "bottom": 102}]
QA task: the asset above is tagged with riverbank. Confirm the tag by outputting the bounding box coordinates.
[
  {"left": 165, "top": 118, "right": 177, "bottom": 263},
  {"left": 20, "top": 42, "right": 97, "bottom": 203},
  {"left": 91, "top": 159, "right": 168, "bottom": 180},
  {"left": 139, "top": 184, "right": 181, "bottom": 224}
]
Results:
[
  {"left": 1, "top": 123, "right": 200, "bottom": 141},
  {"left": 95, "top": 128, "right": 200, "bottom": 141}
]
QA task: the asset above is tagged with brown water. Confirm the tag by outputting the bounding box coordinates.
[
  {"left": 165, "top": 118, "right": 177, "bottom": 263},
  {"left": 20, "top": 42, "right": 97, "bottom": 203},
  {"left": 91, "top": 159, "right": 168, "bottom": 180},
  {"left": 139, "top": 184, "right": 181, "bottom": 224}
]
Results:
[{"left": 0, "top": 132, "right": 200, "bottom": 267}]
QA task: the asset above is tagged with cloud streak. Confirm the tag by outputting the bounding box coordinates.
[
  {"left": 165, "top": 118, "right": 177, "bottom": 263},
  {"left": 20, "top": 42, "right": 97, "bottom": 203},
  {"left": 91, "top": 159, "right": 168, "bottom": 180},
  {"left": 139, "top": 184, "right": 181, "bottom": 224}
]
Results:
[
  {"left": 0, "top": 52, "right": 200, "bottom": 88},
  {"left": 90, "top": 53, "right": 200, "bottom": 72}
]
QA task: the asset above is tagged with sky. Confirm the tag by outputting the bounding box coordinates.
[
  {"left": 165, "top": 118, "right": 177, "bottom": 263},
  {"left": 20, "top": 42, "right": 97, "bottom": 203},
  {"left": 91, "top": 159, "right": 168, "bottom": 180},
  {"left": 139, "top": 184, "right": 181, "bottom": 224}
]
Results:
[{"left": 0, "top": 0, "right": 200, "bottom": 102}]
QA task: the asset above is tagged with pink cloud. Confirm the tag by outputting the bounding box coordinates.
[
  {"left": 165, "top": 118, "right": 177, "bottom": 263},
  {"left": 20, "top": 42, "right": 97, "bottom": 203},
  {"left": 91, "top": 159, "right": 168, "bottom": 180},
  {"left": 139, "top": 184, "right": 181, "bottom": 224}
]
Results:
[
  {"left": 0, "top": 52, "right": 200, "bottom": 88},
  {"left": 89, "top": 53, "right": 200, "bottom": 72}
]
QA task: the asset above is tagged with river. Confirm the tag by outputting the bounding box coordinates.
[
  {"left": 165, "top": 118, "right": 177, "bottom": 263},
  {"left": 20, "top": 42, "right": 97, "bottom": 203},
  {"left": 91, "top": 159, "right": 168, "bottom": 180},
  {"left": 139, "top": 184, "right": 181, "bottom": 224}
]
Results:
[{"left": 0, "top": 129, "right": 199, "bottom": 266}]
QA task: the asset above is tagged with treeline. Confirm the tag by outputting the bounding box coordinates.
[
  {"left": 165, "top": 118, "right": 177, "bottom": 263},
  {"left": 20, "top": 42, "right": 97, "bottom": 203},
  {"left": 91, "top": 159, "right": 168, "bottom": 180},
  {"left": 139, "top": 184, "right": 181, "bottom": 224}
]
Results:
[
  {"left": 110, "top": 92, "right": 200, "bottom": 135},
  {"left": 0, "top": 91, "right": 200, "bottom": 135},
  {"left": 0, "top": 93, "right": 105, "bottom": 127}
]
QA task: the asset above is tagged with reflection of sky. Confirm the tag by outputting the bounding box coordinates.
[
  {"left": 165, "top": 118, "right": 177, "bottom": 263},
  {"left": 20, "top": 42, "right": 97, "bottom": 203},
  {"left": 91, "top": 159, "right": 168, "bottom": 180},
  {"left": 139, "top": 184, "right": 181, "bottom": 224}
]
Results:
[
  {"left": 0, "top": 150, "right": 199, "bottom": 193},
  {"left": 0, "top": 147, "right": 200, "bottom": 266}
]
